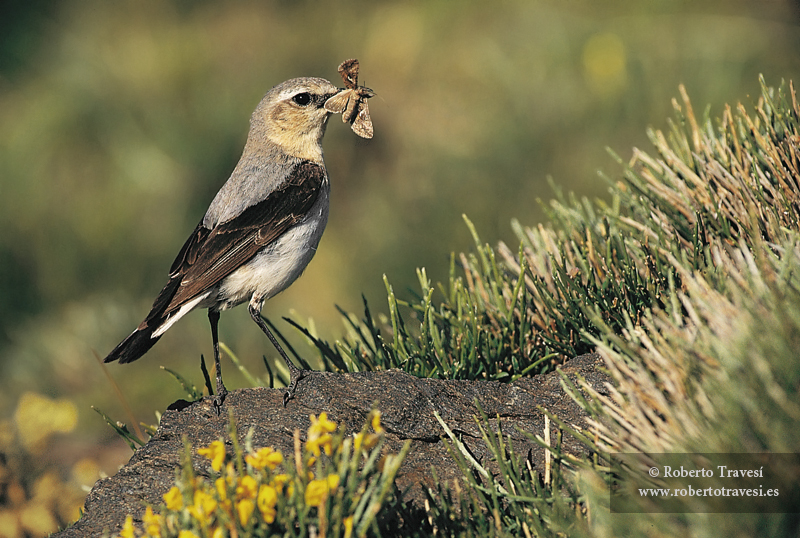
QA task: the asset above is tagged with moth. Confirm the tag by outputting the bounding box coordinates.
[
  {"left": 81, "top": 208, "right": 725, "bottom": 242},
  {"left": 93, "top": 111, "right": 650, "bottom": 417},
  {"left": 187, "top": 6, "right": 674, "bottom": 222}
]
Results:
[{"left": 324, "top": 58, "right": 375, "bottom": 139}]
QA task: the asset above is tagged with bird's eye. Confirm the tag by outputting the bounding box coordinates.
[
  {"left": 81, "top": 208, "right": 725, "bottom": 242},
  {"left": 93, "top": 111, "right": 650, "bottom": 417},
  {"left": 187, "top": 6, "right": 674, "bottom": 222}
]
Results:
[{"left": 292, "top": 92, "right": 312, "bottom": 106}]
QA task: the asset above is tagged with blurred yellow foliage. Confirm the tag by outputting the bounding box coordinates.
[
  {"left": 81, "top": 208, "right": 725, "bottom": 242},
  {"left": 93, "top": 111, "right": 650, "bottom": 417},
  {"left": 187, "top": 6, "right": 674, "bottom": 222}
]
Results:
[
  {"left": 13, "top": 392, "right": 78, "bottom": 453},
  {"left": 71, "top": 457, "right": 103, "bottom": 489},
  {"left": 0, "top": 393, "right": 91, "bottom": 537},
  {"left": 0, "top": 471, "right": 84, "bottom": 537}
]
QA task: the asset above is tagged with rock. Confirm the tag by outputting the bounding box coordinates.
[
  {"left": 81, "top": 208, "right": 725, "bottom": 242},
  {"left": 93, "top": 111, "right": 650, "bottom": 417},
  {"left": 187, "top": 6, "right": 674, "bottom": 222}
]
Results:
[{"left": 53, "top": 353, "right": 608, "bottom": 537}]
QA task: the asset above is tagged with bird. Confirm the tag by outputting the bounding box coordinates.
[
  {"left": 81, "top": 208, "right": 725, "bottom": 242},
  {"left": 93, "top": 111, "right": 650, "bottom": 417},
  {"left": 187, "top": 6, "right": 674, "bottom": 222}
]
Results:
[{"left": 103, "top": 75, "right": 360, "bottom": 409}]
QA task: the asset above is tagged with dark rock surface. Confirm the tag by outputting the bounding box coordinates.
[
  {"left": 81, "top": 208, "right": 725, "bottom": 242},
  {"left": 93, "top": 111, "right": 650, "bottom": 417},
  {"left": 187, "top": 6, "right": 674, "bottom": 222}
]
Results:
[{"left": 53, "top": 353, "right": 608, "bottom": 537}]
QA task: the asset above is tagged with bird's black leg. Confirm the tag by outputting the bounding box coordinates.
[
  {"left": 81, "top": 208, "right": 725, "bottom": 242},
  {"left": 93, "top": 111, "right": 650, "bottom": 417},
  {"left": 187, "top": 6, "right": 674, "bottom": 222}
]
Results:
[
  {"left": 248, "top": 301, "right": 306, "bottom": 406},
  {"left": 208, "top": 309, "right": 228, "bottom": 413}
]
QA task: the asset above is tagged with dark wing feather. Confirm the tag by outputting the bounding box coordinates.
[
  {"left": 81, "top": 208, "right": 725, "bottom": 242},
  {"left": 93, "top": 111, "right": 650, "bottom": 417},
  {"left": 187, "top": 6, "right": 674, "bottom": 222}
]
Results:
[
  {"left": 169, "top": 223, "right": 211, "bottom": 275},
  {"left": 165, "top": 161, "right": 325, "bottom": 311}
]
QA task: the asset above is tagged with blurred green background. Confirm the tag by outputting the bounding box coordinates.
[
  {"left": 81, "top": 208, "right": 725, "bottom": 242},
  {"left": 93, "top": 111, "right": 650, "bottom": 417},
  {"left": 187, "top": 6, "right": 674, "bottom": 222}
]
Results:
[{"left": 1, "top": 0, "right": 799, "bottom": 526}]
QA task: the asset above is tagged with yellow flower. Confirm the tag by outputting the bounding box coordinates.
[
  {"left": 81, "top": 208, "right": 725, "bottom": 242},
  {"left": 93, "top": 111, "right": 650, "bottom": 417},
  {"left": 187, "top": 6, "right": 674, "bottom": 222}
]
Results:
[
  {"left": 236, "top": 475, "right": 258, "bottom": 500},
  {"left": 237, "top": 498, "right": 255, "bottom": 526},
  {"left": 304, "top": 474, "right": 339, "bottom": 507},
  {"left": 343, "top": 515, "right": 354, "bottom": 538},
  {"left": 371, "top": 410, "right": 383, "bottom": 433},
  {"left": 215, "top": 477, "right": 232, "bottom": 515},
  {"left": 143, "top": 506, "right": 162, "bottom": 537},
  {"left": 257, "top": 484, "right": 278, "bottom": 523},
  {"left": 272, "top": 473, "right": 291, "bottom": 490},
  {"left": 215, "top": 478, "right": 228, "bottom": 501},
  {"left": 224, "top": 462, "right": 236, "bottom": 481},
  {"left": 211, "top": 528, "right": 224, "bottom": 538},
  {"left": 178, "top": 531, "right": 200, "bottom": 538},
  {"left": 327, "top": 474, "right": 340, "bottom": 490},
  {"left": 197, "top": 440, "right": 226, "bottom": 472},
  {"left": 245, "top": 447, "right": 284, "bottom": 470},
  {"left": 353, "top": 410, "right": 383, "bottom": 452},
  {"left": 308, "top": 412, "right": 337, "bottom": 436},
  {"left": 307, "top": 413, "right": 337, "bottom": 456},
  {"left": 188, "top": 489, "right": 218, "bottom": 526},
  {"left": 306, "top": 432, "right": 333, "bottom": 456},
  {"left": 353, "top": 432, "right": 379, "bottom": 452},
  {"left": 119, "top": 515, "right": 135, "bottom": 538},
  {"left": 305, "top": 479, "right": 328, "bottom": 506},
  {"left": 163, "top": 486, "right": 184, "bottom": 511}
]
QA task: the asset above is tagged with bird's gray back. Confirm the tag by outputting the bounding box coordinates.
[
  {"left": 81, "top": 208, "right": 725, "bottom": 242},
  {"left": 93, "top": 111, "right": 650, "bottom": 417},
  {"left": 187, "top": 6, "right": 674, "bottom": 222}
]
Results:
[{"left": 203, "top": 150, "right": 304, "bottom": 228}]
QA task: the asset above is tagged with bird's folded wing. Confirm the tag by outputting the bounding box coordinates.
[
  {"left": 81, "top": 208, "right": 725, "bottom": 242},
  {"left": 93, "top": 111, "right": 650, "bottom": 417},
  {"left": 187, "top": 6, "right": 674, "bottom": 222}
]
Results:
[{"left": 164, "top": 161, "right": 325, "bottom": 312}]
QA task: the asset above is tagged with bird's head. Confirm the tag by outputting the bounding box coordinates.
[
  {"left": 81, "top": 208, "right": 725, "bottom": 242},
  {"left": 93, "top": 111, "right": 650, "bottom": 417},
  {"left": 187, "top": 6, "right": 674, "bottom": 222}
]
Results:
[{"left": 250, "top": 77, "right": 340, "bottom": 164}]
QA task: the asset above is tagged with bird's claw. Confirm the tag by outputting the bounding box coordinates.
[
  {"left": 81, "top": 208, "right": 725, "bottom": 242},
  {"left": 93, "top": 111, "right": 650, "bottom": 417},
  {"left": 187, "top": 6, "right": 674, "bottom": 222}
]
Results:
[
  {"left": 282, "top": 368, "right": 307, "bottom": 407},
  {"left": 213, "top": 384, "right": 228, "bottom": 416}
]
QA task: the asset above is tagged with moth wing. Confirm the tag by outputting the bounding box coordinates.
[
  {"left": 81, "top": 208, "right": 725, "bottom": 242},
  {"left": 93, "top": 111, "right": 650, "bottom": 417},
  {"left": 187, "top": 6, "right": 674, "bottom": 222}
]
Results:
[
  {"left": 342, "top": 93, "right": 360, "bottom": 123},
  {"left": 338, "top": 58, "right": 360, "bottom": 89},
  {"left": 324, "top": 90, "right": 352, "bottom": 114},
  {"left": 351, "top": 102, "right": 373, "bottom": 139}
]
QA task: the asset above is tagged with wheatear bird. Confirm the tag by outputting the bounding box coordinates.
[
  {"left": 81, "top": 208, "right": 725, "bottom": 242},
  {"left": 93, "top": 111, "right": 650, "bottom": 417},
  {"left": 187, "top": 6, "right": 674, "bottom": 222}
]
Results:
[{"left": 103, "top": 76, "right": 360, "bottom": 408}]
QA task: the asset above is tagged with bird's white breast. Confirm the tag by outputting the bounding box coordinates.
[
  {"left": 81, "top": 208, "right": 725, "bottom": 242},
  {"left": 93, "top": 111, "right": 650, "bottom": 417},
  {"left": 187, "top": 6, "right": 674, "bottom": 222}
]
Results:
[{"left": 215, "top": 181, "right": 330, "bottom": 310}]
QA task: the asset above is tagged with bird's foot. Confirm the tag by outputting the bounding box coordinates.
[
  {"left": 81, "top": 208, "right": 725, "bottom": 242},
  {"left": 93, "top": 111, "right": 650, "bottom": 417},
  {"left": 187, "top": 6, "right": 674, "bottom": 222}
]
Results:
[
  {"left": 283, "top": 367, "right": 309, "bottom": 407},
  {"left": 213, "top": 380, "right": 228, "bottom": 416}
]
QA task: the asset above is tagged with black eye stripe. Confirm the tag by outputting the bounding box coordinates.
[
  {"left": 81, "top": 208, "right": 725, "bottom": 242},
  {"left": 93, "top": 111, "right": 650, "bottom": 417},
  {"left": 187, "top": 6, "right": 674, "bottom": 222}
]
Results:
[{"left": 292, "top": 92, "right": 312, "bottom": 106}]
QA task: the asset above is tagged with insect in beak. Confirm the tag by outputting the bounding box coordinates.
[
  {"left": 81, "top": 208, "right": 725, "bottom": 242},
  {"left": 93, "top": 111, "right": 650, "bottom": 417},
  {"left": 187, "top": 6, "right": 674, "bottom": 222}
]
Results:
[{"left": 324, "top": 59, "right": 375, "bottom": 139}]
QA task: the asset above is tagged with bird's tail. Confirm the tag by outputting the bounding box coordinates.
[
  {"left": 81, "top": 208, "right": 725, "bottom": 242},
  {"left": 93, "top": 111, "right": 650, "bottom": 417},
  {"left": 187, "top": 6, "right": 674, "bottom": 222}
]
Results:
[
  {"left": 103, "top": 277, "right": 182, "bottom": 364},
  {"left": 103, "top": 324, "right": 163, "bottom": 364}
]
